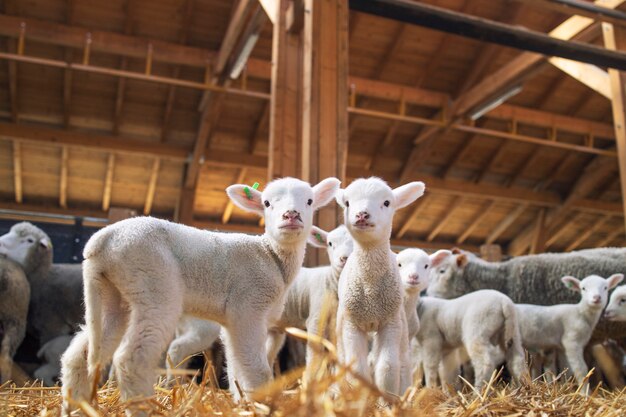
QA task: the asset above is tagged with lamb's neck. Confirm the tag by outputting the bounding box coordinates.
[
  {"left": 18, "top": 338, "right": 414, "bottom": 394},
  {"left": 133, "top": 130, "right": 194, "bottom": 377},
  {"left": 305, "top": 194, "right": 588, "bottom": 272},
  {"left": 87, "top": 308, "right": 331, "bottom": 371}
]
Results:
[
  {"left": 577, "top": 301, "right": 604, "bottom": 328},
  {"left": 24, "top": 259, "right": 51, "bottom": 286},
  {"left": 404, "top": 290, "right": 420, "bottom": 314},
  {"left": 326, "top": 265, "right": 343, "bottom": 295},
  {"left": 263, "top": 235, "right": 306, "bottom": 286},
  {"left": 352, "top": 240, "right": 392, "bottom": 281}
]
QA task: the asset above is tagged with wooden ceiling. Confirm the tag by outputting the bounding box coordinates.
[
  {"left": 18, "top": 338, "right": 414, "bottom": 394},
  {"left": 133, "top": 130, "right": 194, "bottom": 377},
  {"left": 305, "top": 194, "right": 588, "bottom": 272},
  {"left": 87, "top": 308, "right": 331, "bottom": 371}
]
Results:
[{"left": 0, "top": 0, "right": 624, "bottom": 256}]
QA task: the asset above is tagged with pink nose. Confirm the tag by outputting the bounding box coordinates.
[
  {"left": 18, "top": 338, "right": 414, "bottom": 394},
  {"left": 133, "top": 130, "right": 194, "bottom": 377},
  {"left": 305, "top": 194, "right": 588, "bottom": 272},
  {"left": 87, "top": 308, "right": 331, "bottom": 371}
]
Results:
[
  {"left": 356, "top": 212, "right": 370, "bottom": 221},
  {"left": 282, "top": 210, "right": 299, "bottom": 220},
  {"left": 408, "top": 274, "right": 419, "bottom": 282},
  {"left": 592, "top": 295, "right": 601, "bottom": 303},
  {"left": 340, "top": 256, "right": 348, "bottom": 263}
]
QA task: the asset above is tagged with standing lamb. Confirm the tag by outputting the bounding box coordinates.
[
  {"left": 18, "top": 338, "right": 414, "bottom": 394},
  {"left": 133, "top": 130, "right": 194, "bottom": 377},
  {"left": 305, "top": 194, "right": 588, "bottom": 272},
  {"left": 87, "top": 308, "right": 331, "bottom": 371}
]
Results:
[
  {"left": 60, "top": 177, "right": 340, "bottom": 412},
  {"left": 335, "top": 177, "right": 424, "bottom": 395},
  {"left": 0, "top": 255, "right": 30, "bottom": 383},
  {"left": 0, "top": 222, "right": 83, "bottom": 345},
  {"left": 266, "top": 225, "right": 354, "bottom": 371},
  {"left": 605, "top": 285, "right": 626, "bottom": 322},
  {"left": 34, "top": 334, "right": 73, "bottom": 386},
  {"left": 415, "top": 290, "right": 528, "bottom": 389},
  {"left": 426, "top": 250, "right": 626, "bottom": 345}
]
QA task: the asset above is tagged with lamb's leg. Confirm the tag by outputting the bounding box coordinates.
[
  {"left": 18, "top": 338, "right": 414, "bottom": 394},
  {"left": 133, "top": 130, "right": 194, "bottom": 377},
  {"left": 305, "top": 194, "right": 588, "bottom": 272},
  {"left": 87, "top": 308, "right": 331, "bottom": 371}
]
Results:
[
  {"left": 505, "top": 336, "right": 529, "bottom": 385},
  {"left": 0, "top": 324, "right": 20, "bottom": 383},
  {"left": 563, "top": 342, "right": 588, "bottom": 388},
  {"left": 340, "top": 319, "right": 370, "bottom": 384},
  {"left": 466, "top": 339, "right": 497, "bottom": 389},
  {"left": 398, "top": 319, "right": 412, "bottom": 393},
  {"left": 167, "top": 321, "right": 220, "bottom": 380},
  {"left": 222, "top": 318, "right": 273, "bottom": 400},
  {"left": 421, "top": 341, "right": 443, "bottom": 388},
  {"left": 265, "top": 328, "right": 286, "bottom": 371}
]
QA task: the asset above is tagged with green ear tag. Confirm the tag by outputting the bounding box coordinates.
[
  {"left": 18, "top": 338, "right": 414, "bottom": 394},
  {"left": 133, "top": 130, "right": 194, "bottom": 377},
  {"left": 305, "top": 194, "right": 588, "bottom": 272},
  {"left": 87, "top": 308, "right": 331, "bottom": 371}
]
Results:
[
  {"left": 244, "top": 182, "right": 260, "bottom": 200},
  {"left": 315, "top": 233, "right": 325, "bottom": 244}
]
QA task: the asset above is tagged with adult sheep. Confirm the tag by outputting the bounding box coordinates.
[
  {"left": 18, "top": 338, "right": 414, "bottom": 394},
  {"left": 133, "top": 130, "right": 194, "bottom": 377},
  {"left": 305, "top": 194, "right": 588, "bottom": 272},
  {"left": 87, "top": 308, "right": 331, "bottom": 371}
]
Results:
[
  {"left": 0, "top": 222, "right": 83, "bottom": 345},
  {"left": 426, "top": 250, "right": 626, "bottom": 345},
  {"left": 0, "top": 255, "right": 30, "bottom": 383},
  {"left": 60, "top": 177, "right": 339, "bottom": 415}
]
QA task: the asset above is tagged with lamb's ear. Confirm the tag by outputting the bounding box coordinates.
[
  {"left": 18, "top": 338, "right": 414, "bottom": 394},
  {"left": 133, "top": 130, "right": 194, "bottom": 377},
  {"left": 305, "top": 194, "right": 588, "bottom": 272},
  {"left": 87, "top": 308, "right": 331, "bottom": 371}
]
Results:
[
  {"left": 392, "top": 181, "right": 425, "bottom": 209},
  {"left": 561, "top": 276, "right": 581, "bottom": 292},
  {"left": 39, "top": 238, "right": 52, "bottom": 250},
  {"left": 307, "top": 226, "right": 328, "bottom": 249},
  {"left": 607, "top": 273, "right": 624, "bottom": 289},
  {"left": 430, "top": 249, "right": 452, "bottom": 268},
  {"left": 335, "top": 188, "right": 346, "bottom": 209},
  {"left": 311, "top": 178, "right": 341, "bottom": 210},
  {"left": 456, "top": 254, "right": 468, "bottom": 268},
  {"left": 451, "top": 247, "right": 462, "bottom": 255},
  {"left": 226, "top": 184, "right": 264, "bottom": 216}
]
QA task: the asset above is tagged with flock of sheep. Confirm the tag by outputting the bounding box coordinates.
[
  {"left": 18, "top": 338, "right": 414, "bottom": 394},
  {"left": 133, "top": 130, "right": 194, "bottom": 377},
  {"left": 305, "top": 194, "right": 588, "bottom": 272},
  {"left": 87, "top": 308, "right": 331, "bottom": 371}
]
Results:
[{"left": 1, "top": 176, "right": 626, "bottom": 416}]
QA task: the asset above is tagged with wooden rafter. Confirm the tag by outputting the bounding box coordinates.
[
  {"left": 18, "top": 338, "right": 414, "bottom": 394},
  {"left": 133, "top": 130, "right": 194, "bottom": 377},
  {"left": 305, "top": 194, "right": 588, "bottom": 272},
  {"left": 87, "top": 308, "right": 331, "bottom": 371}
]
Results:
[
  {"left": 565, "top": 214, "right": 612, "bottom": 251},
  {"left": 503, "top": 149, "right": 538, "bottom": 187},
  {"left": 143, "top": 158, "right": 161, "bottom": 215},
  {"left": 485, "top": 204, "right": 528, "bottom": 244},
  {"left": 456, "top": 200, "right": 497, "bottom": 244},
  {"left": 596, "top": 224, "right": 624, "bottom": 247},
  {"left": 59, "top": 146, "right": 69, "bottom": 208},
  {"left": 396, "top": 198, "right": 427, "bottom": 239},
  {"left": 112, "top": 0, "right": 134, "bottom": 136},
  {"left": 62, "top": 0, "right": 76, "bottom": 128},
  {"left": 102, "top": 153, "right": 115, "bottom": 212},
  {"left": 530, "top": 208, "right": 547, "bottom": 254},
  {"left": 221, "top": 168, "right": 248, "bottom": 224},
  {"left": 546, "top": 212, "right": 586, "bottom": 248},
  {"left": 12, "top": 141, "right": 22, "bottom": 204},
  {"left": 427, "top": 196, "right": 464, "bottom": 242},
  {"left": 6, "top": 40, "right": 18, "bottom": 123},
  {"left": 249, "top": 102, "right": 270, "bottom": 154}
]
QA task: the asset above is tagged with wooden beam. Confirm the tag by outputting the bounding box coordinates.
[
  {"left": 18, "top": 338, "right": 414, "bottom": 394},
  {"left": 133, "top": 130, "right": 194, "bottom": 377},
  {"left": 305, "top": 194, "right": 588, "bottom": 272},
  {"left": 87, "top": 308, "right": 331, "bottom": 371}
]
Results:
[
  {"left": 485, "top": 204, "right": 528, "bottom": 244},
  {"left": 396, "top": 198, "right": 427, "bottom": 239},
  {"left": 7, "top": 40, "right": 18, "bottom": 123},
  {"left": 456, "top": 200, "right": 497, "bottom": 244},
  {"left": 62, "top": 0, "right": 75, "bottom": 128},
  {"left": 565, "top": 214, "right": 612, "bottom": 251},
  {"left": 59, "top": 146, "right": 69, "bottom": 208},
  {"left": 427, "top": 196, "right": 464, "bottom": 242},
  {"left": 530, "top": 208, "right": 547, "bottom": 254},
  {"left": 350, "top": 0, "right": 626, "bottom": 70},
  {"left": 518, "top": 0, "right": 626, "bottom": 28},
  {"left": 12, "top": 140, "right": 22, "bottom": 204},
  {"left": 548, "top": 57, "right": 611, "bottom": 99},
  {"left": 504, "top": 148, "right": 539, "bottom": 187},
  {"left": 603, "top": 22, "right": 626, "bottom": 233},
  {"left": 143, "top": 158, "right": 160, "bottom": 215},
  {"left": 221, "top": 168, "right": 247, "bottom": 224},
  {"left": 102, "top": 153, "right": 115, "bottom": 212},
  {"left": 249, "top": 102, "right": 269, "bottom": 154},
  {"left": 546, "top": 212, "right": 586, "bottom": 248},
  {"left": 113, "top": 58, "right": 128, "bottom": 135},
  {"left": 475, "top": 142, "right": 508, "bottom": 184},
  {"left": 596, "top": 224, "right": 624, "bottom": 247}
]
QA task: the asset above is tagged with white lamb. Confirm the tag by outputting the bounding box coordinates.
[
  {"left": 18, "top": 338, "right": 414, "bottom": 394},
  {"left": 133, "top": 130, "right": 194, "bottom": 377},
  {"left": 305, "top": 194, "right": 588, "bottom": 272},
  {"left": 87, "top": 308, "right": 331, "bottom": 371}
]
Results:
[
  {"left": 60, "top": 177, "right": 340, "bottom": 413},
  {"left": 416, "top": 290, "right": 528, "bottom": 389},
  {"left": 335, "top": 177, "right": 425, "bottom": 395},
  {"left": 605, "top": 285, "right": 626, "bottom": 322},
  {"left": 516, "top": 273, "right": 623, "bottom": 386},
  {"left": 266, "top": 225, "right": 354, "bottom": 370},
  {"left": 166, "top": 316, "right": 221, "bottom": 376},
  {"left": 34, "top": 334, "right": 73, "bottom": 386}
]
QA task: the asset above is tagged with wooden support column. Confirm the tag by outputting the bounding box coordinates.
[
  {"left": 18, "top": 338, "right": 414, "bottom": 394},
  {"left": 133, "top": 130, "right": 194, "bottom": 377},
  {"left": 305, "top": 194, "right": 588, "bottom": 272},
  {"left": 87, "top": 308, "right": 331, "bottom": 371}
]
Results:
[
  {"left": 59, "top": 146, "right": 69, "bottom": 208},
  {"left": 102, "top": 153, "right": 115, "bottom": 212},
  {"left": 12, "top": 140, "right": 22, "bottom": 203},
  {"left": 603, "top": 22, "right": 626, "bottom": 232},
  {"left": 529, "top": 207, "right": 547, "bottom": 254}
]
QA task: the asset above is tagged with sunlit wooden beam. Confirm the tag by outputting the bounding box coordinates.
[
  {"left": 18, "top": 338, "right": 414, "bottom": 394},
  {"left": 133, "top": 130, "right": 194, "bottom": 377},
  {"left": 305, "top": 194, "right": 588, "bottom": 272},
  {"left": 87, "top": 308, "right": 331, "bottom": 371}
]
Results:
[
  {"left": 12, "top": 140, "right": 22, "bottom": 204},
  {"left": 59, "top": 146, "right": 69, "bottom": 208},
  {"left": 102, "top": 153, "right": 115, "bottom": 212},
  {"left": 143, "top": 158, "right": 161, "bottom": 215}
]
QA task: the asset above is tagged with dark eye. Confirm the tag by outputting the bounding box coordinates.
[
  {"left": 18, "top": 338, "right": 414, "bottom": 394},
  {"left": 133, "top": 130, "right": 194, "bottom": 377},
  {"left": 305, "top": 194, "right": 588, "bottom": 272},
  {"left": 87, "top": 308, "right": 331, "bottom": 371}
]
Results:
[
  {"left": 328, "top": 242, "right": 333, "bottom": 247},
  {"left": 439, "top": 269, "right": 445, "bottom": 274},
  {"left": 345, "top": 201, "right": 349, "bottom": 207},
  {"left": 582, "top": 287, "right": 586, "bottom": 291},
  {"left": 424, "top": 264, "right": 429, "bottom": 269},
  {"left": 622, "top": 298, "right": 626, "bottom": 303},
  {"left": 384, "top": 200, "right": 390, "bottom": 207},
  {"left": 398, "top": 263, "right": 402, "bottom": 268},
  {"left": 27, "top": 238, "right": 34, "bottom": 244},
  {"left": 604, "top": 287, "right": 608, "bottom": 290},
  {"left": 307, "top": 198, "right": 313, "bottom": 206},
  {"left": 264, "top": 200, "right": 270, "bottom": 208}
]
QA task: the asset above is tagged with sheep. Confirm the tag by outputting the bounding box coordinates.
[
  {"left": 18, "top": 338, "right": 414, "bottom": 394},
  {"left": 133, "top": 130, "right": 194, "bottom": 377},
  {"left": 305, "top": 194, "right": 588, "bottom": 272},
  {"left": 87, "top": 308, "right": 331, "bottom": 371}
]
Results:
[
  {"left": 516, "top": 273, "right": 623, "bottom": 386},
  {"left": 166, "top": 316, "right": 221, "bottom": 378},
  {"left": 59, "top": 177, "right": 340, "bottom": 412},
  {"left": 0, "top": 222, "right": 84, "bottom": 345},
  {"left": 415, "top": 290, "right": 528, "bottom": 389},
  {"left": 34, "top": 334, "right": 73, "bottom": 386},
  {"left": 335, "top": 177, "right": 425, "bottom": 395},
  {"left": 0, "top": 255, "right": 30, "bottom": 384},
  {"left": 426, "top": 250, "right": 626, "bottom": 345},
  {"left": 266, "top": 225, "right": 354, "bottom": 371},
  {"left": 605, "top": 285, "right": 626, "bottom": 322}
]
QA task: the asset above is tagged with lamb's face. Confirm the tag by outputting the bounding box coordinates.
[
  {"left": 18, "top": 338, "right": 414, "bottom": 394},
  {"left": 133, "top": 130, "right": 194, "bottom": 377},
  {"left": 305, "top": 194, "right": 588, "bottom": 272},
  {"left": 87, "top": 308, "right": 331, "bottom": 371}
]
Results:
[
  {"left": 336, "top": 177, "right": 425, "bottom": 245},
  {"left": 397, "top": 248, "right": 431, "bottom": 294},
  {"left": 562, "top": 274, "right": 624, "bottom": 310},
  {"left": 0, "top": 222, "right": 52, "bottom": 270},
  {"left": 426, "top": 252, "right": 467, "bottom": 299},
  {"left": 226, "top": 177, "right": 340, "bottom": 245},
  {"left": 605, "top": 286, "right": 626, "bottom": 321},
  {"left": 326, "top": 225, "right": 353, "bottom": 272}
]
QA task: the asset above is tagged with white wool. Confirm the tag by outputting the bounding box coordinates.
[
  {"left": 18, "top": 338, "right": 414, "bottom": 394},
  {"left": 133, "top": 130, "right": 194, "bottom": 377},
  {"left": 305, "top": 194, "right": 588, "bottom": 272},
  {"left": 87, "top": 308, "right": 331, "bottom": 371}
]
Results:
[
  {"left": 516, "top": 273, "right": 623, "bottom": 386},
  {"left": 34, "top": 334, "right": 73, "bottom": 386},
  {"left": 335, "top": 177, "right": 425, "bottom": 395},
  {"left": 415, "top": 290, "right": 528, "bottom": 389},
  {"left": 59, "top": 177, "right": 340, "bottom": 414},
  {"left": 605, "top": 285, "right": 626, "bottom": 322}
]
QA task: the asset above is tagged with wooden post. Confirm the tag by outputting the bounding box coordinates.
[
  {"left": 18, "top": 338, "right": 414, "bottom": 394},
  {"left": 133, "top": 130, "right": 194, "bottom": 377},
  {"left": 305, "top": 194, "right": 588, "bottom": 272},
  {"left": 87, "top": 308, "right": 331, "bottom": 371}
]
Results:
[
  {"left": 480, "top": 244, "right": 502, "bottom": 262},
  {"left": 603, "top": 23, "right": 626, "bottom": 232},
  {"left": 530, "top": 208, "right": 547, "bottom": 254}
]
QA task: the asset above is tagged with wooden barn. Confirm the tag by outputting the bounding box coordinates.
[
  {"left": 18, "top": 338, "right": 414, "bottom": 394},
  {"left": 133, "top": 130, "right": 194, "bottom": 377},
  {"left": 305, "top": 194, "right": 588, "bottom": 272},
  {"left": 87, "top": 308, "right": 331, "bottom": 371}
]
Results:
[{"left": 1, "top": 0, "right": 626, "bottom": 260}]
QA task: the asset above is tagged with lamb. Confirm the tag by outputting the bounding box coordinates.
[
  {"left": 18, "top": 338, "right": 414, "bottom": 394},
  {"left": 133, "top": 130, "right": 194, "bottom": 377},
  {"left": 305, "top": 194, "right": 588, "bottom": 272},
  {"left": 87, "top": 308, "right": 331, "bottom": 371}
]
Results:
[
  {"left": 266, "top": 225, "right": 354, "bottom": 370},
  {"left": 515, "top": 273, "right": 623, "bottom": 386},
  {"left": 0, "top": 255, "right": 30, "bottom": 383},
  {"left": 335, "top": 177, "right": 424, "bottom": 395},
  {"left": 426, "top": 249, "right": 626, "bottom": 345},
  {"left": 34, "top": 334, "right": 73, "bottom": 386},
  {"left": 60, "top": 177, "right": 340, "bottom": 412},
  {"left": 0, "top": 222, "right": 84, "bottom": 345},
  {"left": 605, "top": 285, "right": 626, "bottom": 322},
  {"left": 166, "top": 316, "right": 221, "bottom": 376},
  {"left": 415, "top": 290, "right": 528, "bottom": 389}
]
